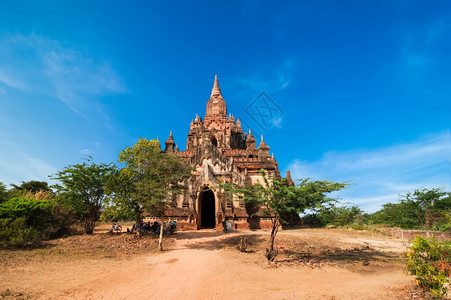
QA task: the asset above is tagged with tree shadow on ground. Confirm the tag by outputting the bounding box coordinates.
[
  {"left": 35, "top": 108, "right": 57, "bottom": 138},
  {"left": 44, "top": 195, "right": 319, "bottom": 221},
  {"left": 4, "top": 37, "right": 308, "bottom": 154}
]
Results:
[
  {"left": 278, "top": 245, "right": 401, "bottom": 267},
  {"left": 171, "top": 230, "right": 226, "bottom": 240},
  {"left": 170, "top": 232, "right": 266, "bottom": 251},
  {"left": 0, "top": 241, "right": 57, "bottom": 251}
]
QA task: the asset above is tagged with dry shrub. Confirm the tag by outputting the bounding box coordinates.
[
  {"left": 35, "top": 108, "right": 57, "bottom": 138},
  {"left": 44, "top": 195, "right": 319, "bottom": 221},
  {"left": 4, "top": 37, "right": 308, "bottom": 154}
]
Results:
[
  {"left": 237, "top": 237, "right": 248, "bottom": 252},
  {"left": 25, "top": 190, "right": 54, "bottom": 201}
]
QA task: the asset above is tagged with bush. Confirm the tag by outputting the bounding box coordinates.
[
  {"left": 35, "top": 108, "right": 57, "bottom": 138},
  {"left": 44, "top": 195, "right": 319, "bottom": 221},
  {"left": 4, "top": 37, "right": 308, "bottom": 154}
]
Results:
[
  {"left": 0, "top": 197, "right": 54, "bottom": 227},
  {"left": 303, "top": 204, "right": 363, "bottom": 227},
  {"left": 435, "top": 214, "right": 451, "bottom": 232},
  {"left": 0, "top": 197, "right": 74, "bottom": 247},
  {"left": 350, "top": 224, "right": 365, "bottom": 230},
  {"left": 0, "top": 217, "right": 41, "bottom": 247},
  {"left": 405, "top": 235, "right": 451, "bottom": 298}
]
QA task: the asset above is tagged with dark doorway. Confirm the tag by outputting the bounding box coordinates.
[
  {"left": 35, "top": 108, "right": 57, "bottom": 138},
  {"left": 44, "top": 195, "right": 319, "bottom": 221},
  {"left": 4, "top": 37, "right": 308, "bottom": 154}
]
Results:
[
  {"left": 211, "top": 137, "right": 218, "bottom": 147},
  {"left": 200, "top": 189, "right": 216, "bottom": 228}
]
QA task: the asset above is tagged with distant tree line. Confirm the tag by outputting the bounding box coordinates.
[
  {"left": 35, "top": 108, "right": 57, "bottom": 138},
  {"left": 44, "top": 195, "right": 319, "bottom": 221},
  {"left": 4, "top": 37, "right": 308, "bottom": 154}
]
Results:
[
  {"left": 370, "top": 188, "right": 450, "bottom": 231},
  {"left": 302, "top": 187, "right": 450, "bottom": 231}
]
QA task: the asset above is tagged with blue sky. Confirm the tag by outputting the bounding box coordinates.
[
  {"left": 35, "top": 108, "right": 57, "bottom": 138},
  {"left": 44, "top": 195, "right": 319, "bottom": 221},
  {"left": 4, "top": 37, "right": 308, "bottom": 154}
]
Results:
[{"left": 0, "top": 1, "right": 449, "bottom": 212}]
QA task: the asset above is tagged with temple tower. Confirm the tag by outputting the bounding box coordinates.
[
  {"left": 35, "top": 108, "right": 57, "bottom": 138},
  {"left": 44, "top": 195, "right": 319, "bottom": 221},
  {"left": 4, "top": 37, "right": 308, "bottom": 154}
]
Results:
[{"left": 160, "top": 75, "right": 284, "bottom": 230}]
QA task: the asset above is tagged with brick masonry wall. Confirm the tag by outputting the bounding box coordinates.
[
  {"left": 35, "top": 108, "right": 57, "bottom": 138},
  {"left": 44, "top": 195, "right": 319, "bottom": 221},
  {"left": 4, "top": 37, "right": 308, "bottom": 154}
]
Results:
[{"left": 387, "top": 229, "right": 451, "bottom": 241}]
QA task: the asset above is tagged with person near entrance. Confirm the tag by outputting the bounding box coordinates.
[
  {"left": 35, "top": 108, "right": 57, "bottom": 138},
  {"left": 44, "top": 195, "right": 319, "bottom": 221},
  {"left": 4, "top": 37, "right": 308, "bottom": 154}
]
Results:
[{"left": 222, "top": 219, "right": 227, "bottom": 233}]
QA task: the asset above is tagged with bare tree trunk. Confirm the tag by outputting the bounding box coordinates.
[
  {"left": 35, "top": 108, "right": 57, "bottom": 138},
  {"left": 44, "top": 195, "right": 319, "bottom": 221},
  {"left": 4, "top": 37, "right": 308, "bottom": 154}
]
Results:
[
  {"left": 84, "top": 218, "right": 94, "bottom": 234},
  {"left": 136, "top": 210, "right": 142, "bottom": 237},
  {"left": 266, "top": 216, "right": 279, "bottom": 262},
  {"left": 158, "top": 212, "right": 164, "bottom": 251},
  {"left": 425, "top": 207, "right": 432, "bottom": 228},
  {"left": 84, "top": 208, "right": 97, "bottom": 234}
]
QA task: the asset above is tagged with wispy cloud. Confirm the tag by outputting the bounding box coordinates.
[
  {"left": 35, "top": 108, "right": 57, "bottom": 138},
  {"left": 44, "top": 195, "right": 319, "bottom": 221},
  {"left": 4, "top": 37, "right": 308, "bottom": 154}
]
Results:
[
  {"left": 0, "top": 69, "right": 25, "bottom": 89},
  {"left": 399, "top": 19, "right": 451, "bottom": 71},
  {"left": 425, "top": 21, "right": 450, "bottom": 44},
  {"left": 270, "top": 116, "right": 283, "bottom": 128},
  {"left": 79, "top": 149, "right": 93, "bottom": 155},
  {"left": 235, "top": 59, "right": 294, "bottom": 93},
  {"left": 286, "top": 131, "right": 451, "bottom": 212},
  {"left": 0, "top": 33, "right": 126, "bottom": 116},
  {"left": 0, "top": 139, "right": 57, "bottom": 185},
  {"left": 79, "top": 142, "right": 101, "bottom": 156}
]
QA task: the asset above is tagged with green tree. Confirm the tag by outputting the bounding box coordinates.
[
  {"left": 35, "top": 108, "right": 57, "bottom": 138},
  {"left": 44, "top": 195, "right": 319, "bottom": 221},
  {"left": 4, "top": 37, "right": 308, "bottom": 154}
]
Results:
[
  {"left": 51, "top": 158, "right": 116, "bottom": 234},
  {"left": 0, "top": 182, "right": 8, "bottom": 203},
  {"left": 404, "top": 188, "right": 448, "bottom": 228},
  {"left": 113, "top": 138, "right": 192, "bottom": 250},
  {"left": 8, "top": 180, "right": 53, "bottom": 200},
  {"left": 371, "top": 201, "right": 419, "bottom": 228},
  {"left": 371, "top": 188, "right": 450, "bottom": 230},
  {"left": 103, "top": 168, "right": 138, "bottom": 222},
  {"left": 222, "top": 170, "right": 347, "bottom": 261},
  {"left": 315, "top": 202, "right": 363, "bottom": 226},
  {"left": 10, "top": 180, "right": 51, "bottom": 194}
]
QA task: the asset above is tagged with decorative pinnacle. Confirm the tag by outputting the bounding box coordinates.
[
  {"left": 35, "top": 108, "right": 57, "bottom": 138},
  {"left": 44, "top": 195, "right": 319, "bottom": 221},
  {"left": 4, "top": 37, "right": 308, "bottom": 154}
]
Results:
[
  {"left": 258, "top": 134, "right": 269, "bottom": 150},
  {"left": 211, "top": 74, "right": 222, "bottom": 97},
  {"left": 165, "top": 130, "right": 174, "bottom": 145},
  {"left": 286, "top": 170, "right": 292, "bottom": 180}
]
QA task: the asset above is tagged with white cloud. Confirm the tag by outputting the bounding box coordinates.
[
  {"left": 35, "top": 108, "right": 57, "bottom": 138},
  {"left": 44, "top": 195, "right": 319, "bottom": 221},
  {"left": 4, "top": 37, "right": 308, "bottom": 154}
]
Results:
[
  {"left": 80, "top": 149, "right": 93, "bottom": 155},
  {"left": 0, "top": 33, "right": 126, "bottom": 116},
  {"left": 79, "top": 141, "right": 103, "bottom": 156},
  {"left": 0, "top": 69, "right": 25, "bottom": 90},
  {"left": 270, "top": 116, "right": 283, "bottom": 128},
  {"left": 0, "top": 151, "right": 57, "bottom": 186},
  {"left": 235, "top": 58, "right": 295, "bottom": 93},
  {"left": 0, "top": 130, "right": 58, "bottom": 185},
  {"left": 286, "top": 131, "right": 451, "bottom": 212}
]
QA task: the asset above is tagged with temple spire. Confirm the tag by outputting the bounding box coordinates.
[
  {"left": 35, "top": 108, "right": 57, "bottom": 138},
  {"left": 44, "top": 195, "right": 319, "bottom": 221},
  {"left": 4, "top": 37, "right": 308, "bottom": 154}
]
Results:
[
  {"left": 210, "top": 74, "right": 222, "bottom": 97},
  {"left": 164, "top": 130, "right": 175, "bottom": 153},
  {"left": 205, "top": 75, "right": 227, "bottom": 118}
]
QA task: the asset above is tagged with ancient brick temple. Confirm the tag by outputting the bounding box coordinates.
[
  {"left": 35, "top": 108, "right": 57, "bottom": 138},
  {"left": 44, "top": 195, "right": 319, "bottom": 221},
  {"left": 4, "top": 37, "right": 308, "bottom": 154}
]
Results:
[{"left": 162, "top": 76, "right": 285, "bottom": 230}]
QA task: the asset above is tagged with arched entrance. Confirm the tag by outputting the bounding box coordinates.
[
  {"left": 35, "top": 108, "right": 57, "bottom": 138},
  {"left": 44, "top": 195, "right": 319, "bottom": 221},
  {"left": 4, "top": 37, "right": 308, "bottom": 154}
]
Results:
[
  {"left": 200, "top": 188, "right": 216, "bottom": 228},
  {"left": 210, "top": 136, "right": 218, "bottom": 147}
]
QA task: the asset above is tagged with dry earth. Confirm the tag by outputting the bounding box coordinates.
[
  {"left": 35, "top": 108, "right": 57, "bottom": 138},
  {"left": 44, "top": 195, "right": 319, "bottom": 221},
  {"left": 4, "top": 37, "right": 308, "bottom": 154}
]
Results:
[{"left": 1, "top": 226, "right": 422, "bottom": 299}]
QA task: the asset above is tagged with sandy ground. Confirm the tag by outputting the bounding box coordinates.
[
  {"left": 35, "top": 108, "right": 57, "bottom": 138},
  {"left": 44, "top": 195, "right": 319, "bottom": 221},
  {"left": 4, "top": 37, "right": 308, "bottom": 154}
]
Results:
[{"left": 1, "top": 227, "right": 418, "bottom": 300}]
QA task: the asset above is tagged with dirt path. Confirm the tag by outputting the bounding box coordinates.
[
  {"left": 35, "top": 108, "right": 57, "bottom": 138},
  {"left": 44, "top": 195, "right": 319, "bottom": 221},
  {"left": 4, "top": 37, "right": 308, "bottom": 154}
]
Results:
[
  {"left": 1, "top": 229, "right": 415, "bottom": 299},
  {"left": 84, "top": 231, "right": 231, "bottom": 299}
]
